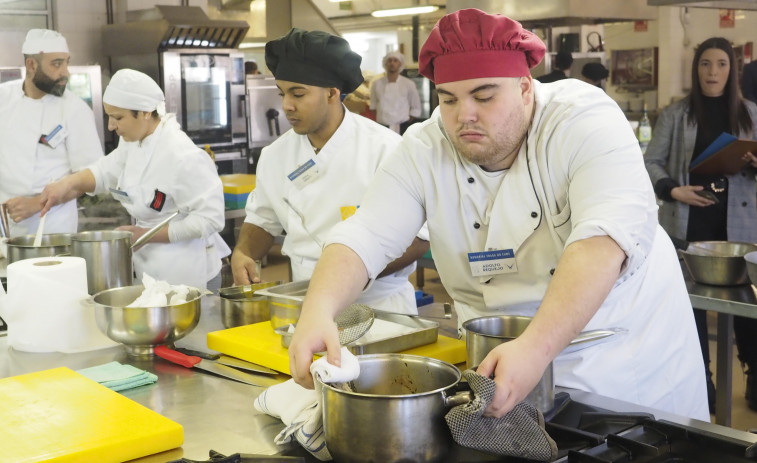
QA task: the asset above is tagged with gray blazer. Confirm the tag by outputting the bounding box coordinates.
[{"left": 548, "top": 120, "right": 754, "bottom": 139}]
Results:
[{"left": 644, "top": 97, "right": 757, "bottom": 243}]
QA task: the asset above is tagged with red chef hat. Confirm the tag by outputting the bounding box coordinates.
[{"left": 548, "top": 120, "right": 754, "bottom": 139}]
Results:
[{"left": 419, "top": 9, "right": 546, "bottom": 84}]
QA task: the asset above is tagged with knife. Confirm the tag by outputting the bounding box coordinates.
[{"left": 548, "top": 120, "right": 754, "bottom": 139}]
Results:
[
  {"left": 154, "top": 346, "right": 280, "bottom": 387},
  {"left": 174, "top": 347, "right": 278, "bottom": 375}
]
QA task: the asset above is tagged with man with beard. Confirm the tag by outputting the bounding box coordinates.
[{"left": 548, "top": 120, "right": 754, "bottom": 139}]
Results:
[
  {"left": 287, "top": 9, "right": 710, "bottom": 422},
  {"left": 0, "top": 29, "right": 102, "bottom": 236},
  {"left": 230, "top": 28, "right": 428, "bottom": 315}
]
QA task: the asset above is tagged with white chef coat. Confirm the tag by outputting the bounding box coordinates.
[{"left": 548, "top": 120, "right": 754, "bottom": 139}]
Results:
[
  {"left": 88, "top": 114, "right": 229, "bottom": 290},
  {"left": 370, "top": 75, "right": 421, "bottom": 133},
  {"left": 0, "top": 80, "right": 103, "bottom": 236},
  {"left": 244, "top": 107, "right": 424, "bottom": 314},
  {"left": 327, "top": 80, "right": 710, "bottom": 421}
]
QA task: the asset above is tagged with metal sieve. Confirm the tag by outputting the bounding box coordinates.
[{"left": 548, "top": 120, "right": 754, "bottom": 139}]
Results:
[{"left": 335, "top": 303, "right": 375, "bottom": 345}]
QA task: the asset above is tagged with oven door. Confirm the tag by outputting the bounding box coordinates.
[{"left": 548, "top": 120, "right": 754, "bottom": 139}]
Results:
[{"left": 162, "top": 50, "right": 243, "bottom": 147}]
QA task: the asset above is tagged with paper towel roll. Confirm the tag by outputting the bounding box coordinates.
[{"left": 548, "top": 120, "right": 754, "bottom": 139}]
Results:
[{"left": 4, "top": 256, "right": 117, "bottom": 353}]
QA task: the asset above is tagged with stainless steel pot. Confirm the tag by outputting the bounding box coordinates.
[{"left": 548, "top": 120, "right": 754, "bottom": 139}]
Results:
[
  {"left": 463, "top": 315, "right": 623, "bottom": 413},
  {"left": 318, "top": 353, "right": 472, "bottom": 463},
  {"left": 6, "top": 233, "right": 72, "bottom": 264},
  {"left": 71, "top": 230, "right": 133, "bottom": 295},
  {"left": 218, "top": 280, "right": 282, "bottom": 328}
]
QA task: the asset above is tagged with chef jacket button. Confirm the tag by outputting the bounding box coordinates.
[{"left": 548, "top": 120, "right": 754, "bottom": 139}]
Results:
[
  {"left": 743, "top": 201, "right": 748, "bottom": 207},
  {"left": 549, "top": 268, "right": 555, "bottom": 275},
  {"left": 531, "top": 211, "right": 538, "bottom": 218},
  {"left": 473, "top": 222, "right": 481, "bottom": 229},
  {"left": 467, "top": 177, "right": 474, "bottom": 184}
]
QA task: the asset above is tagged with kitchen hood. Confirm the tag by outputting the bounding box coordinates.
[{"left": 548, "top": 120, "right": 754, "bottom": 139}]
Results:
[
  {"left": 102, "top": 5, "right": 250, "bottom": 55},
  {"left": 647, "top": 0, "right": 757, "bottom": 9}
]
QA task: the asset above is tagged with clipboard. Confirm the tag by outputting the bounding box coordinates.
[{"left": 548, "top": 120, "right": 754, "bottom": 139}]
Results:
[{"left": 689, "top": 132, "right": 757, "bottom": 175}]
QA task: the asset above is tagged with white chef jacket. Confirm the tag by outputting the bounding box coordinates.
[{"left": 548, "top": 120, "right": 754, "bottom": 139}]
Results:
[
  {"left": 88, "top": 114, "right": 229, "bottom": 290},
  {"left": 370, "top": 75, "right": 421, "bottom": 132},
  {"left": 244, "top": 107, "right": 424, "bottom": 314},
  {"left": 327, "top": 80, "right": 710, "bottom": 421},
  {"left": 0, "top": 80, "right": 103, "bottom": 236}
]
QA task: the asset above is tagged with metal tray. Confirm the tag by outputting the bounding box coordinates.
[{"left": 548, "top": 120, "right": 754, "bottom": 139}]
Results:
[
  {"left": 254, "top": 280, "right": 309, "bottom": 308},
  {"left": 257, "top": 280, "right": 439, "bottom": 353},
  {"left": 347, "top": 312, "right": 438, "bottom": 355}
]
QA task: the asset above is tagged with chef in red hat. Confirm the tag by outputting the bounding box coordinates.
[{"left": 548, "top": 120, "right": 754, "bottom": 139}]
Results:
[{"left": 288, "top": 9, "right": 709, "bottom": 422}]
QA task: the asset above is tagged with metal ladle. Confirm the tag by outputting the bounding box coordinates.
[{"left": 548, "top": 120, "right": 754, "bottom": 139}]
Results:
[{"left": 130, "top": 211, "right": 179, "bottom": 252}]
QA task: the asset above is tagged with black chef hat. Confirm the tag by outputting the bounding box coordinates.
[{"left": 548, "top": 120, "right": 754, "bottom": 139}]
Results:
[
  {"left": 582, "top": 62, "right": 609, "bottom": 81},
  {"left": 265, "top": 28, "right": 363, "bottom": 94}
]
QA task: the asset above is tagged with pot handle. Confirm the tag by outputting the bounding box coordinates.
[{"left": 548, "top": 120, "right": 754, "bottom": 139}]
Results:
[
  {"left": 444, "top": 380, "right": 475, "bottom": 407},
  {"left": 562, "top": 327, "right": 628, "bottom": 355},
  {"left": 444, "top": 390, "right": 474, "bottom": 407}
]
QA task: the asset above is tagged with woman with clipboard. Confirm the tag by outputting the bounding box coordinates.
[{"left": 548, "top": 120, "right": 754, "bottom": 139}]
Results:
[{"left": 645, "top": 37, "right": 757, "bottom": 413}]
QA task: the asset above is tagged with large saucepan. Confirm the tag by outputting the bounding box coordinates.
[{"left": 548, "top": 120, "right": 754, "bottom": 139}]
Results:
[
  {"left": 71, "top": 230, "right": 133, "bottom": 295},
  {"left": 6, "top": 233, "right": 72, "bottom": 264},
  {"left": 69, "top": 214, "right": 178, "bottom": 294},
  {"left": 464, "top": 315, "right": 624, "bottom": 412},
  {"left": 318, "top": 353, "right": 472, "bottom": 463}
]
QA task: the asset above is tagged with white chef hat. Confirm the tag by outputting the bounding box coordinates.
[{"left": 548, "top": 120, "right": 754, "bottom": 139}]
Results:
[
  {"left": 103, "top": 69, "right": 166, "bottom": 116},
  {"left": 382, "top": 51, "right": 406, "bottom": 72},
  {"left": 22, "top": 29, "right": 69, "bottom": 55}
]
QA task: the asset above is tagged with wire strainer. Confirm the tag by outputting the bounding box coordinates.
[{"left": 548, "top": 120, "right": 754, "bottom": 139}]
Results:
[{"left": 335, "top": 303, "right": 375, "bottom": 345}]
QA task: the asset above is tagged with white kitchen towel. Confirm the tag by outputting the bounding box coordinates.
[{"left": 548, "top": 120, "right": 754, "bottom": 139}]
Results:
[
  {"left": 254, "top": 347, "right": 360, "bottom": 461},
  {"left": 309, "top": 346, "right": 361, "bottom": 382}
]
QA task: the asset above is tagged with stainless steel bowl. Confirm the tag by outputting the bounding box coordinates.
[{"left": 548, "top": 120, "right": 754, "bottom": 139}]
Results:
[
  {"left": 218, "top": 281, "right": 282, "bottom": 328},
  {"left": 745, "top": 251, "right": 757, "bottom": 288},
  {"left": 93, "top": 285, "right": 202, "bottom": 357},
  {"left": 681, "top": 241, "right": 757, "bottom": 286}
]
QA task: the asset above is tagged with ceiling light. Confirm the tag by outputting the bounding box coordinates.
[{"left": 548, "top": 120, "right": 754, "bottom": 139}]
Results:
[
  {"left": 371, "top": 5, "right": 439, "bottom": 17},
  {"left": 239, "top": 42, "right": 267, "bottom": 48}
]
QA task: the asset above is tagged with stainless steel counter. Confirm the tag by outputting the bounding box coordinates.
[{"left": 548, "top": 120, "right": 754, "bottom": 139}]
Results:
[
  {"left": 687, "top": 275, "right": 757, "bottom": 427},
  {"left": 0, "top": 295, "right": 287, "bottom": 462},
  {"left": 2, "top": 296, "right": 757, "bottom": 462}
]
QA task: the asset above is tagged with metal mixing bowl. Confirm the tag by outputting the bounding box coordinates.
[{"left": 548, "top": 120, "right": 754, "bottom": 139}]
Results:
[
  {"left": 93, "top": 285, "right": 202, "bottom": 357},
  {"left": 745, "top": 251, "right": 757, "bottom": 288},
  {"left": 681, "top": 241, "right": 757, "bottom": 286},
  {"left": 218, "top": 281, "right": 282, "bottom": 328}
]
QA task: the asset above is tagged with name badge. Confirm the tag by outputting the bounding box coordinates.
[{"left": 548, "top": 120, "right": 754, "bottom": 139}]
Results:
[
  {"left": 109, "top": 187, "right": 131, "bottom": 203},
  {"left": 42, "top": 124, "right": 67, "bottom": 149},
  {"left": 287, "top": 159, "right": 319, "bottom": 189},
  {"left": 467, "top": 249, "right": 517, "bottom": 277}
]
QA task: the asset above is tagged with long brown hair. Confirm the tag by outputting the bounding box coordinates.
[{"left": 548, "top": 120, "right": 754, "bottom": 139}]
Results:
[{"left": 687, "top": 37, "right": 752, "bottom": 136}]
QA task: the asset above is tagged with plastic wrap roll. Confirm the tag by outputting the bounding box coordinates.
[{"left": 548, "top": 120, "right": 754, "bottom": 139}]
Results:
[{"left": 2, "top": 256, "right": 117, "bottom": 353}]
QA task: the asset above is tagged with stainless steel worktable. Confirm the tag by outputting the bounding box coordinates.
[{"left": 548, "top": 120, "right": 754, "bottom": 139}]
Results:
[
  {"left": 686, "top": 273, "right": 757, "bottom": 427},
  {"left": 0, "top": 295, "right": 287, "bottom": 462},
  {"left": 2, "top": 295, "right": 756, "bottom": 462}
]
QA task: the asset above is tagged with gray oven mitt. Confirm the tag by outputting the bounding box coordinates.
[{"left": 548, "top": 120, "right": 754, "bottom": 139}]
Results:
[{"left": 445, "top": 370, "right": 558, "bottom": 462}]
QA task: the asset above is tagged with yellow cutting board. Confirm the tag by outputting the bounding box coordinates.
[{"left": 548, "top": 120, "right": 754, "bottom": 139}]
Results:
[
  {"left": 0, "top": 367, "right": 183, "bottom": 463},
  {"left": 207, "top": 321, "right": 467, "bottom": 375}
]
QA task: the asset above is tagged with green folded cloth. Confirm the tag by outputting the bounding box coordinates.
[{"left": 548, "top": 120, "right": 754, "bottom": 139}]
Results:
[{"left": 77, "top": 361, "right": 158, "bottom": 392}]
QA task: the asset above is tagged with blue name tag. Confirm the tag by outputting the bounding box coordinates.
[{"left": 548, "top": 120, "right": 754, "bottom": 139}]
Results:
[
  {"left": 467, "top": 249, "right": 517, "bottom": 277},
  {"left": 287, "top": 159, "right": 319, "bottom": 188}
]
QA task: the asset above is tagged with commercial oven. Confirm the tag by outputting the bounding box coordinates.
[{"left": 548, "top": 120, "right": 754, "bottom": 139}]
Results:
[{"left": 102, "top": 5, "right": 250, "bottom": 172}]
